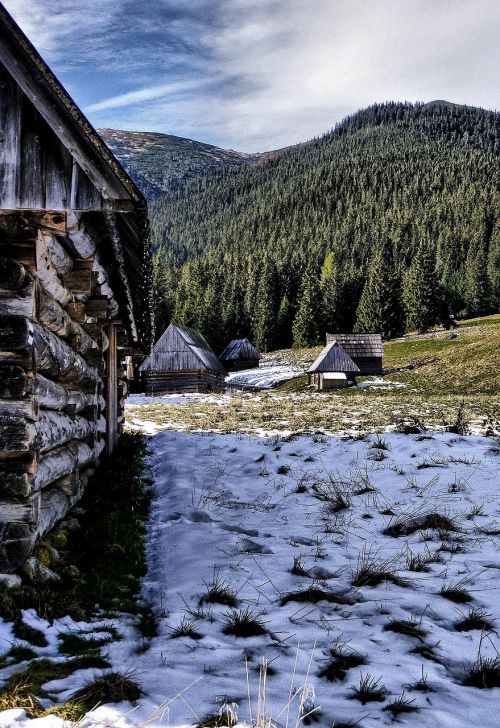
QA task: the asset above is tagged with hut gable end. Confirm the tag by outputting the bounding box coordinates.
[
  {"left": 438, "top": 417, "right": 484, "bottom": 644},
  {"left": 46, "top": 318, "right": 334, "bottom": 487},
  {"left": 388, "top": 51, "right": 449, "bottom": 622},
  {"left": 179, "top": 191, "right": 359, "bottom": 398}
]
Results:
[
  {"left": 308, "top": 341, "right": 360, "bottom": 374},
  {"left": 140, "top": 324, "right": 226, "bottom": 374}
]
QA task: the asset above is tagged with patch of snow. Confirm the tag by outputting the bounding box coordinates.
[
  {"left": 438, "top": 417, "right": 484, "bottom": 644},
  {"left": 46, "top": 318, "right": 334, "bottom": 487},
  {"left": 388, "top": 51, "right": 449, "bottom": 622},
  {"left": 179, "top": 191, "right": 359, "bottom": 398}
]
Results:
[
  {"left": 225, "top": 365, "right": 304, "bottom": 388},
  {"left": 357, "top": 377, "right": 406, "bottom": 389},
  {"left": 2, "top": 431, "right": 499, "bottom": 727}
]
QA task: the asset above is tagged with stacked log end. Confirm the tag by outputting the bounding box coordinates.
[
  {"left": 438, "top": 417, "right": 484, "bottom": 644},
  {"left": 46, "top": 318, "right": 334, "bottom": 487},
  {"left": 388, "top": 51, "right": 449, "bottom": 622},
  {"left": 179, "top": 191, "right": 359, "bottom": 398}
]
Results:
[{"left": 0, "top": 213, "right": 121, "bottom": 573}]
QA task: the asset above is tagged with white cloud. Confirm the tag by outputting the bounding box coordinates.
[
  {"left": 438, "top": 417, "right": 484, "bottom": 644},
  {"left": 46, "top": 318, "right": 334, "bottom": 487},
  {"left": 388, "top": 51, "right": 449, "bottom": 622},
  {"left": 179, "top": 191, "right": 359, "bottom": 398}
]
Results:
[{"left": 3, "top": 0, "right": 499, "bottom": 150}]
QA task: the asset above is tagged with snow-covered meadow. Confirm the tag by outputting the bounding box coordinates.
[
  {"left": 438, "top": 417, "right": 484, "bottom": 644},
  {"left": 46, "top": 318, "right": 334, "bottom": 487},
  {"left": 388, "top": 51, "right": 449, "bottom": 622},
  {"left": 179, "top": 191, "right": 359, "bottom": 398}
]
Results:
[{"left": 3, "top": 423, "right": 499, "bottom": 727}]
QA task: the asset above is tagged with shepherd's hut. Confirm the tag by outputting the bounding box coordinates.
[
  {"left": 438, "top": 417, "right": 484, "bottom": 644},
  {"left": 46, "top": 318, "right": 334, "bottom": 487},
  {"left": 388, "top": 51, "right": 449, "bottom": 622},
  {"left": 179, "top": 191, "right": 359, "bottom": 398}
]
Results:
[
  {"left": 219, "top": 338, "right": 261, "bottom": 371},
  {"left": 0, "top": 5, "right": 151, "bottom": 573},
  {"left": 308, "top": 340, "right": 360, "bottom": 390},
  {"left": 325, "top": 333, "right": 383, "bottom": 375},
  {"left": 140, "top": 323, "right": 226, "bottom": 394}
]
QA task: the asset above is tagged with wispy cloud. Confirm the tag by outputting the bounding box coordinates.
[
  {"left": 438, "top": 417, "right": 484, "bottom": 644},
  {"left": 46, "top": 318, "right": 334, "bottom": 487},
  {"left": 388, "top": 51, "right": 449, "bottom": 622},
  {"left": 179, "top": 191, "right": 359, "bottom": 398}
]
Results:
[{"left": 4, "top": 0, "right": 500, "bottom": 150}]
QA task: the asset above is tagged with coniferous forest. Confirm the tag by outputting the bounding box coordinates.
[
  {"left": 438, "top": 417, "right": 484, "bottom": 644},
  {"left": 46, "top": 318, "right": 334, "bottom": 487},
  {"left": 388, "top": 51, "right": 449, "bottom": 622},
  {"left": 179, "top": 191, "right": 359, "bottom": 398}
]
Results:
[{"left": 147, "top": 101, "right": 500, "bottom": 351}]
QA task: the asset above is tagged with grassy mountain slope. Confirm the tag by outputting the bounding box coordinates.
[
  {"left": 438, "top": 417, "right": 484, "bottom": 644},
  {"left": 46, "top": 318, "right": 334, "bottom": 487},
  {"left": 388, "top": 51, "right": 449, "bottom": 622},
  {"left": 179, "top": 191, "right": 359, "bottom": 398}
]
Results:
[{"left": 99, "top": 128, "right": 264, "bottom": 199}]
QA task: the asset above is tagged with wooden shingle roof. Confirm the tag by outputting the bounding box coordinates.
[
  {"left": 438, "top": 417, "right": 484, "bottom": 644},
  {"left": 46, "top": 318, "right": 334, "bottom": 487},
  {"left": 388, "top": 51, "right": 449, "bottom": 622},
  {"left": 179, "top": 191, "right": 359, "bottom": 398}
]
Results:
[
  {"left": 308, "top": 341, "right": 360, "bottom": 374},
  {"left": 326, "top": 333, "right": 383, "bottom": 359},
  {"left": 139, "top": 323, "right": 226, "bottom": 374},
  {"left": 220, "top": 338, "right": 261, "bottom": 362}
]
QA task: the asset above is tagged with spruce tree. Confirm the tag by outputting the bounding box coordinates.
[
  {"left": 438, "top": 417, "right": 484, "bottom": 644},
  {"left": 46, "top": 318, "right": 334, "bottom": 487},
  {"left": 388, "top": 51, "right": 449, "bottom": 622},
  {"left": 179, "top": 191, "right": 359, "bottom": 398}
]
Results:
[
  {"left": 252, "top": 258, "right": 279, "bottom": 352},
  {"left": 355, "top": 241, "right": 404, "bottom": 338},
  {"left": 292, "top": 262, "right": 323, "bottom": 347},
  {"left": 320, "top": 251, "right": 341, "bottom": 333},
  {"left": 403, "top": 242, "right": 441, "bottom": 333},
  {"left": 464, "top": 236, "right": 491, "bottom": 317}
]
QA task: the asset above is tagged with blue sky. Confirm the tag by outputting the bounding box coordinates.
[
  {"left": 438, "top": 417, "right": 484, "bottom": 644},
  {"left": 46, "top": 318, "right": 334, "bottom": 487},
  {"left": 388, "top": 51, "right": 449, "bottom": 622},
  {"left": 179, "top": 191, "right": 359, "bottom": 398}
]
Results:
[{"left": 5, "top": 0, "right": 500, "bottom": 151}]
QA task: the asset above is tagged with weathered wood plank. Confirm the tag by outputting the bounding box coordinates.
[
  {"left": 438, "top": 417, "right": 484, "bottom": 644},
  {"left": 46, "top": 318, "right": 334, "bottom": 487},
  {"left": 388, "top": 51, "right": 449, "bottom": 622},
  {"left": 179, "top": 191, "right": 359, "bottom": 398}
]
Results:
[
  {"left": 19, "top": 93, "right": 44, "bottom": 209},
  {"left": 0, "top": 63, "right": 22, "bottom": 208}
]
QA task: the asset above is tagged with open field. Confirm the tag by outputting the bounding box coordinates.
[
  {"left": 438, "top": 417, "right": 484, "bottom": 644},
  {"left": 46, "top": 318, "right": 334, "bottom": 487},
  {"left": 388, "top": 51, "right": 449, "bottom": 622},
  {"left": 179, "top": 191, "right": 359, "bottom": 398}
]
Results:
[{"left": 126, "top": 315, "right": 499, "bottom": 438}]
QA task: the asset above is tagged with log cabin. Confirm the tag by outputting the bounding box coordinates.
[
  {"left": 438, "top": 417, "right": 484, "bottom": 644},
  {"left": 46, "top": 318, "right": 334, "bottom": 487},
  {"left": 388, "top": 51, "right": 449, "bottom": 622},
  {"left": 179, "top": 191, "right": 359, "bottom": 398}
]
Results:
[
  {"left": 325, "top": 333, "right": 383, "bottom": 375},
  {"left": 307, "top": 340, "right": 360, "bottom": 389},
  {"left": 140, "top": 323, "right": 226, "bottom": 394},
  {"left": 219, "top": 338, "right": 261, "bottom": 371},
  {"left": 0, "top": 5, "right": 151, "bottom": 573}
]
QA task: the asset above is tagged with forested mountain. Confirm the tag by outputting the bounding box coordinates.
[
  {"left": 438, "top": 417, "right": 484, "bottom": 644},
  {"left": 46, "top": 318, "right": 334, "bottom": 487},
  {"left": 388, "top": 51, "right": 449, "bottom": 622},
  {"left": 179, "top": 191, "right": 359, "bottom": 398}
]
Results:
[
  {"left": 99, "top": 128, "right": 264, "bottom": 199},
  {"left": 147, "top": 101, "right": 500, "bottom": 352}
]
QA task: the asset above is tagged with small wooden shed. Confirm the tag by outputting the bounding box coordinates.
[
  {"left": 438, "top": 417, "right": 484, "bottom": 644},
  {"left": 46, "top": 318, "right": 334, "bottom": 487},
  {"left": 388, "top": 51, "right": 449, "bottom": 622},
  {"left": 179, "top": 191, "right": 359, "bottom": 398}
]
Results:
[
  {"left": 219, "top": 338, "right": 261, "bottom": 371},
  {"left": 139, "top": 323, "right": 226, "bottom": 394},
  {"left": 325, "top": 333, "right": 383, "bottom": 375},
  {"left": 308, "top": 340, "right": 360, "bottom": 389}
]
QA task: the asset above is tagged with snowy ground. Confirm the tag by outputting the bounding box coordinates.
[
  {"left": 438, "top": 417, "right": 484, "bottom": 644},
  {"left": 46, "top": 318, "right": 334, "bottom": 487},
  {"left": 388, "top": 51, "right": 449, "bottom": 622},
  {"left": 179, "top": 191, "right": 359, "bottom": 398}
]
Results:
[
  {"left": 225, "top": 366, "right": 304, "bottom": 389},
  {"left": 2, "top": 427, "right": 500, "bottom": 727}
]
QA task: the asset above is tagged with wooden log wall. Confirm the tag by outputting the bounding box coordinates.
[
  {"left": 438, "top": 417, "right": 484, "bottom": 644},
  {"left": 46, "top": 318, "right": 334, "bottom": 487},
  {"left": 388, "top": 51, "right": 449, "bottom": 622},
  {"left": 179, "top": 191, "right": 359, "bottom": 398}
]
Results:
[
  {"left": 143, "top": 370, "right": 225, "bottom": 395},
  {"left": 0, "top": 211, "right": 122, "bottom": 573}
]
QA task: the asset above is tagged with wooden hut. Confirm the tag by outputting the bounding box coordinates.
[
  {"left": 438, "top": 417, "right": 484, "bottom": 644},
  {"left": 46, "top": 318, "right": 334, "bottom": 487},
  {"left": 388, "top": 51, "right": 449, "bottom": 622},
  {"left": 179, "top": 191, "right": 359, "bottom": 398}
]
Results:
[
  {"left": 140, "top": 323, "right": 226, "bottom": 394},
  {"left": 0, "top": 6, "right": 151, "bottom": 573},
  {"left": 219, "top": 338, "right": 261, "bottom": 371},
  {"left": 325, "top": 334, "right": 383, "bottom": 375},
  {"left": 308, "top": 341, "right": 360, "bottom": 390}
]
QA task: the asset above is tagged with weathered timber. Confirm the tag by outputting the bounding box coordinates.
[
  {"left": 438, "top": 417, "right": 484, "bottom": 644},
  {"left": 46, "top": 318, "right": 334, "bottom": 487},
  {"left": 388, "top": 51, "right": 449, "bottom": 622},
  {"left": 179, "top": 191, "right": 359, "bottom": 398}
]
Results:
[
  {"left": 36, "top": 231, "right": 73, "bottom": 306},
  {"left": 0, "top": 414, "right": 37, "bottom": 452},
  {"left": 65, "top": 301, "right": 96, "bottom": 324},
  {"left": 41, "top": 232, "right": 73, "bottom": 275},
  {"left": 0, "top": 257, "right": 30, "bottom": 290},
  {"left": 33, "top": 374, "right": 89, "bottom": 412},
  {"left": 0, "top": 408, "right": 94, "bottom": 454},
  {"left": 0, "top": 315, "right": 33, "bottom": 350},
  {"left": 37, "top": 411, "right": 94, "bottom": 453},
  {"left": 38, "top": 287, "right": 96, "bottom": 352},
  {"left": 0, "top": 278, "right": 36, "bottom": 317},
  {"left": 62, "top": 258, "right": 93, "bottom": 295},
  {"left": 0, "top": 240, "right": 36, "bottom": 268},
  {"left": 65, "top": 213, "right": 96, "bottom": 258},
  {"left": 0, "top": 364, "right": 29, "bottom": 397},
  {"left": 32, "top": 444, "right": 74, "bottom": 492},
  {"left": 0, "top": 396, "right": 37, "bottom": 420},
  {"left": 32, "top": 322, "right": 98, "bottom": 384},
  {"left": 85, "top": 296, "right": 109, "bottom": 321},
  {"left": 0, "top": 498, "right": 37, "bottom": 524},
  {"left": 0, "top": 452, "right": 36, "bottom": 498}
]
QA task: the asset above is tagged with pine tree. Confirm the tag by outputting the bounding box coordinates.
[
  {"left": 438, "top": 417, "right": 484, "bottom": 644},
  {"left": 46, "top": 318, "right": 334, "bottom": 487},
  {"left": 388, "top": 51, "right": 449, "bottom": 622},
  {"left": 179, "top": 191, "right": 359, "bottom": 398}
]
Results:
[
  {"left": 292, "top": 262, "right": 323, "bottom": 347},
  {"left": 464, "top": 236, "right": 491, "bottom": 317},
  {"left": 320, "top": 251, "right": 341, "bottom": 333},
  {"left": 275, "top": 295, "right": 294, "bottom": 348},
  {"left": 487, "top": 222, "right": 500, "bottom": 310},
  {"left": 403, "top": 242, "right": 441, "bottom": 333},
  {"left": 355, "top": 241, "right": 404, "bottom": 338},
  {"left": 252, "top": 258, "right": 280, "bottom": 352}
]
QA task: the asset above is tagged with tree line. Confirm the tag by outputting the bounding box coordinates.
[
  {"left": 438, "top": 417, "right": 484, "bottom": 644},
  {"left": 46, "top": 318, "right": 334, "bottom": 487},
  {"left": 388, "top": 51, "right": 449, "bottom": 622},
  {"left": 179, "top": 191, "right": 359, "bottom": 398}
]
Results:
[{"left": 149, "top": 101, "right": 500, "bottom": 352}]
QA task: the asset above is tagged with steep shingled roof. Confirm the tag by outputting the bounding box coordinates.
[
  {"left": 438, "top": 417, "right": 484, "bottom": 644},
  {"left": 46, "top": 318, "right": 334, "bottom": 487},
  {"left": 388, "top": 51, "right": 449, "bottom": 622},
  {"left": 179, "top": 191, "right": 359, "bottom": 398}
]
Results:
[
  {"left": 326, "top": 333, "right": 383, "bottom": 359},
  {"left": 140, "top": 324, "right": 226, "bottom": 374},
  {"left": 220, "top": 338, "right": 261, "bottom": 362},
  {"left": 308, "top": 341, "right": 360, "bottom": 374}
]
